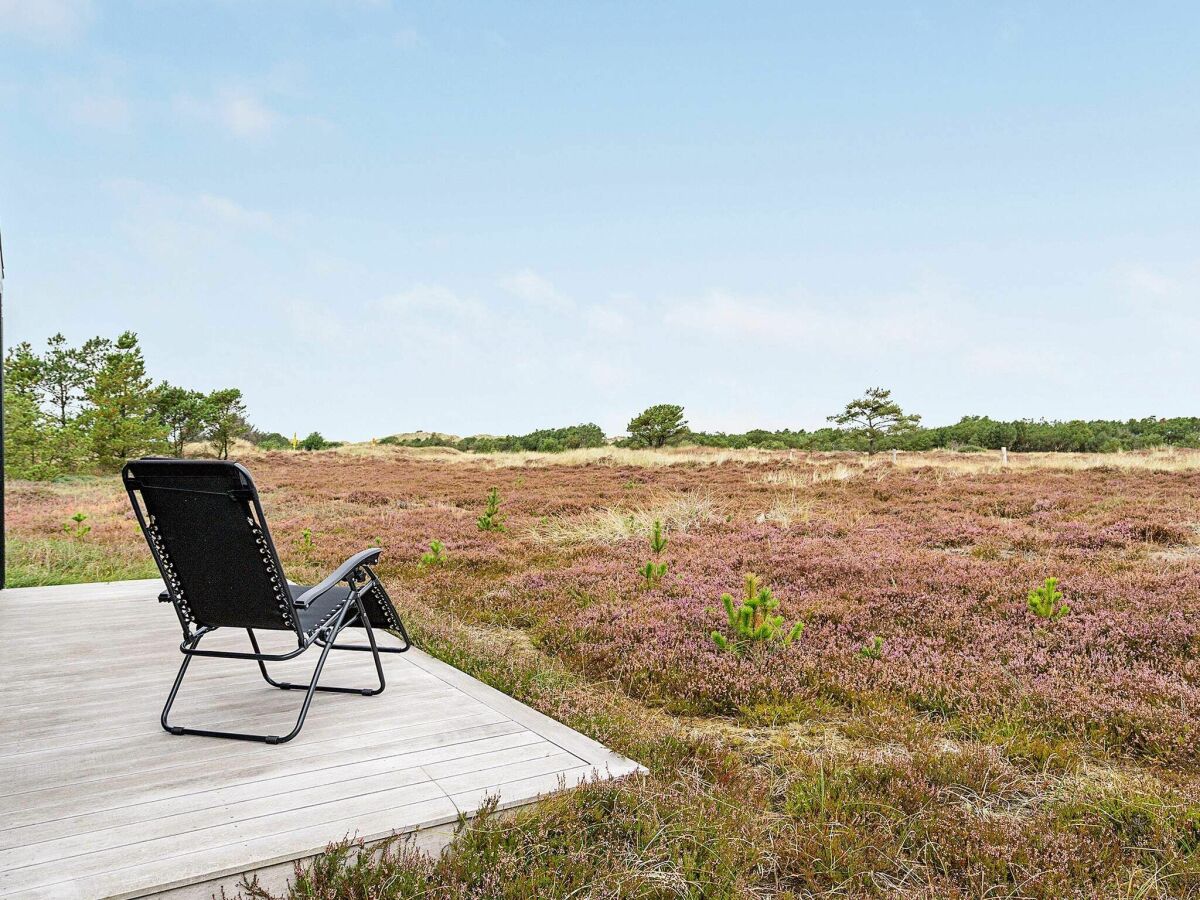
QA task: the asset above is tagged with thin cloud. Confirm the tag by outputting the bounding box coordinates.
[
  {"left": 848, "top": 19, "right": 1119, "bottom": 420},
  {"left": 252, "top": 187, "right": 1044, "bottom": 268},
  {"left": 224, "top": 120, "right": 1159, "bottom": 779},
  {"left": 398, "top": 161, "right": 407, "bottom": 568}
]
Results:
[
  {"left": 175, "top": 87, "right": 281, "bottom": 140},
  {"left": 370, "top": 284, "right": 491, "bottom": 355},
  {"left": 0, "top": 0, "right": 92, "bottom": 44},
  {"left": 585, "top": 303, "right": 628, "bottom": 335},
  {"left": 394, "top": 28, "right": 421, "bottom": 50},
  {"left": 663, "top": 290, "right": 960, "bottom": 353},
  {"left": 65, "top": 90, "right": 132, "bottom": 131},
  {"left": 1122, "top": 265, "right": 1179, "bottom": 300},
  {"left": 197, "top": 194, "right": 277, "bottom": 231},
  {"left": 499, "top": 269, "right": 571, "bottom": 310}
]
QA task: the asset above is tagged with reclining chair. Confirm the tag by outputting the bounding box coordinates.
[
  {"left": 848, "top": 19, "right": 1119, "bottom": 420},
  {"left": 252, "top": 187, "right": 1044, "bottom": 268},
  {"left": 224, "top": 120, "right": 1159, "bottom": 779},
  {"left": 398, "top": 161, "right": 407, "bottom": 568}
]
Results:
[{"left": 123, "top": 458, "right": 410, "bottom": 744}]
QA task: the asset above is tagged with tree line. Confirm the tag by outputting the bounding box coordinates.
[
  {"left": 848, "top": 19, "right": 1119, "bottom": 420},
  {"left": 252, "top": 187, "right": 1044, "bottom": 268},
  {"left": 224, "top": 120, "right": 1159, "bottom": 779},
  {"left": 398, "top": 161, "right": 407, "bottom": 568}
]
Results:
[
  {"left": 381, "top": 423, "right": 607, "bottom": 453},
  {"left": 624, "top": 394, "right": 1200, "bottom": 454},
  {"left": 2, "top": 332, "right": 320, "bottom": 480},
  {"left": 380, "top": 392, "right": 1200, "bottom": 456},
  {"left": 7, "top": 337, "right": 1197, "bottom": 481}
]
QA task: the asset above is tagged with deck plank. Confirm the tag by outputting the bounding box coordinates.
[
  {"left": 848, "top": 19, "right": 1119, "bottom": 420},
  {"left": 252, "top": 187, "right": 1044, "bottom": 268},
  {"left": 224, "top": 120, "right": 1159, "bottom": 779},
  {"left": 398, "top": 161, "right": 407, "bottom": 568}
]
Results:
[{"left": 1, "top": 579, "right": 643, "bottom": 898}]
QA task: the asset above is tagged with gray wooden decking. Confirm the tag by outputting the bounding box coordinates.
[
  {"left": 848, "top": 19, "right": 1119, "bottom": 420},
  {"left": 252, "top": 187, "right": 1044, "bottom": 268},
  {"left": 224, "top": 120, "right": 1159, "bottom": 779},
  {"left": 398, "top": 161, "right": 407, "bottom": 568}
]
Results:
[{"left": 0, "top": 580, "right": 642, "bottom": 899}]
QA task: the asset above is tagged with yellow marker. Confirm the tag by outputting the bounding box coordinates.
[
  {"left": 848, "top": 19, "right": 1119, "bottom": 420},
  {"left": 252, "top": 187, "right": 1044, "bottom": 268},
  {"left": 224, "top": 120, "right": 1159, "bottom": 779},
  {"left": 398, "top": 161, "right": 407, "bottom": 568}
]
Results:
[{"left": 292, "top": 432, "right": 298, "bottom": 450}]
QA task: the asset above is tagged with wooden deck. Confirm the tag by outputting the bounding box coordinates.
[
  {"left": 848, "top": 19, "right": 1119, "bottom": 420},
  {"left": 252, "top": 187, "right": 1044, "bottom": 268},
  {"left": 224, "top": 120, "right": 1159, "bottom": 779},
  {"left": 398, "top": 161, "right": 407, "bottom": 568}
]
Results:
[{"left": 0, "top": 580, "right": 642, "bottom": 899}]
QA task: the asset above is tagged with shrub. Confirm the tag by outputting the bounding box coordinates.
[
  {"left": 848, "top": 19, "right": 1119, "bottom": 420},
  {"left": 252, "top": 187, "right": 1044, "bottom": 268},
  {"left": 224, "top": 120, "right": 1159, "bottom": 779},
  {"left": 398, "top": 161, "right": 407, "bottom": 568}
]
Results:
[
  {"left": 710, "top": 573, "right": 804, "bottom": 654},
  {"left": 299, "top": 431, "right": 330, "bottom": 451},
  {"left": 255, "top": 432, "right": 293, "bottom": 451}
]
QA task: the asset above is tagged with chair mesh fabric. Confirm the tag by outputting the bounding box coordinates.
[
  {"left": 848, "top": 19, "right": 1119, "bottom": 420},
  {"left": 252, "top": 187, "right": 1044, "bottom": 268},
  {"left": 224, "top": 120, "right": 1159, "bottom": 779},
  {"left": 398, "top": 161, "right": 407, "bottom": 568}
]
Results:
[
  {"left": 289, "top": 585, "right": 352, "bottom": 635},
  {"left": 287, "top": 581, "right": 403, "bottom": 632},
  {"left": 125, "top": 459, "right": 297, "bottom": 633}
]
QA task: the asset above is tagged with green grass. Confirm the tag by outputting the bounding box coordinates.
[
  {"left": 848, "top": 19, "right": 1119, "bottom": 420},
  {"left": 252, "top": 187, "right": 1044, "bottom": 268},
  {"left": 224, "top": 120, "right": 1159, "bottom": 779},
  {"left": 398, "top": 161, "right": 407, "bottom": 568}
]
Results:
[{"left": 4, "top": 537, "right": 159, "bottom": 587}]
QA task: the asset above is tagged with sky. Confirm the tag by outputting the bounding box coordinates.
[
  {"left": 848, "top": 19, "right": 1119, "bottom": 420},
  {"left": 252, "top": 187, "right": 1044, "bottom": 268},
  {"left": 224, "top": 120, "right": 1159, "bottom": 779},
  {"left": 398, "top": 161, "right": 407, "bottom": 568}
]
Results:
[{"left": 0, "top": 2, "right": 1197, "bottom": 441}]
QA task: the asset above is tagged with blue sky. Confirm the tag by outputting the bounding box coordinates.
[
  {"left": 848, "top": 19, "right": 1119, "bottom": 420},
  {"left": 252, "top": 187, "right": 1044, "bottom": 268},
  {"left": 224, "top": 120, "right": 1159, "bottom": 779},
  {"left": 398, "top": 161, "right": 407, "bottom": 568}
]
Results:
[{"left": 1, "top": 2, "right": 1197, "bottom": 440}]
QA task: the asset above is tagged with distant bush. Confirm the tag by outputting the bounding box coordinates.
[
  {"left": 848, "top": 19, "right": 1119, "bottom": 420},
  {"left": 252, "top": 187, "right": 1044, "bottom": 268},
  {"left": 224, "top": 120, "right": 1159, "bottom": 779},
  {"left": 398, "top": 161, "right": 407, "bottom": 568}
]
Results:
[
  {"left": 385, "top": 424, "right": 606, "bottom": 454},
  {"left": 380, "top": 433, "right": 459, "bottom": 448},
  {"left": 299, "top": 432, "right": 333, "bottom": 451},
  {"left": 461, "top": 423, "right": 606, "bottom": 453}
]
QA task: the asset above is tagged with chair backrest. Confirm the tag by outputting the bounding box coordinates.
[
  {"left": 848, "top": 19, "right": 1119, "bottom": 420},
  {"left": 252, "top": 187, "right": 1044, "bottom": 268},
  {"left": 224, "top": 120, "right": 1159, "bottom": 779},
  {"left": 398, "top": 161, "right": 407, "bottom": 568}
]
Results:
[{"left": 123, "top": 458, "right": 301, "bottom": 637}]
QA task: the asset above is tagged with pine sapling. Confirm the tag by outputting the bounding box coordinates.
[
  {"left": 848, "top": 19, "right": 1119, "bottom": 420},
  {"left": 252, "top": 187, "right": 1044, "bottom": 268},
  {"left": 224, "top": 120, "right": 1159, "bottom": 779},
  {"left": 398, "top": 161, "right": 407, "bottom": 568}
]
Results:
[
  {"left": 638, "top": 519, "right": 669, "bottom": 588},
  {"left": 649, "top": 519, "right": 668, "bottom": 555},
  {"left": 477, "top": 488, "right": 506, "bottom": 532},
  {"left": 1027, "top": 577, "right": 1069, "bottom": 621},
  {"left": 418, "top": 540, "right": 447, "bottom": 569},
  {"left": 63, "top": 512, "right": 91, "bottom": 539},
  {"left": 638, "top": 560, "right": 668, "bottom": 589},
  {"left": 711, "top": 573, "right": 804, "bottom": 654},
  {"left": 858, "top": 636, "right": 884, "bottom": 660}
]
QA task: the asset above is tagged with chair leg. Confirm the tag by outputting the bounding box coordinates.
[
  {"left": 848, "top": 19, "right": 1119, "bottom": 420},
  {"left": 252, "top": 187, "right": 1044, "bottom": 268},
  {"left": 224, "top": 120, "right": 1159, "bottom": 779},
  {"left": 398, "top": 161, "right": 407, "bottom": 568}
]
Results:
[
  {"left": 251, "top": 596, "right": 387, "bottom": 696},
  {"left": 162, "top": 604, "right": 353, "bottom": 744}
]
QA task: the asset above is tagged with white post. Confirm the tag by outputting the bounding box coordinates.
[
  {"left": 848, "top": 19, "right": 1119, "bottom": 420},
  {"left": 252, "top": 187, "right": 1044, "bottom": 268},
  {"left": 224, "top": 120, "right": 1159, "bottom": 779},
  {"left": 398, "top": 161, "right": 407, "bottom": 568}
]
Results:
[
  {"left": 1001, "top": 446, "right": 1008, "bottom": 466},
  {"left": 891, "top": 448, "right": 897, "bottom": 464}
]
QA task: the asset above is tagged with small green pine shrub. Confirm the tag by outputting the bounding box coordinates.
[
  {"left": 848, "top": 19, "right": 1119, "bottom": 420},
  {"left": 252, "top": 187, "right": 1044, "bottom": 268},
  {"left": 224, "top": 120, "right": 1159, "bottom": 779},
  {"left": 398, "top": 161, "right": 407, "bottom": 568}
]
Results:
[
  {"left": 711, "top": 573, "right": 804, "bottom": 654},
  {"left": 649, "top": 519, "right": 668, "bottom": 555},
  {"left": 638, "top": 560, "right": 667, "bottom": 589},
  {"left": 1027, "top": 577, "right": 1069, "bottom": 621},
  {"left": 63, "top": 512, "right": 91, "bottom": 539},
  {"left": 638, "top": 519, "right": 669, "bottom": 588},
  {"left": 858, "top": 635, "right": 884, "bottom": 660},
  {"left": 477, "top": 488, "right": 506, "bottom": 532},
  {"left": 418, "top": 540, "right": 447, "bottom": 569},
  {"left": 297, "top": 528, "right": 314, "bottom": 556}
]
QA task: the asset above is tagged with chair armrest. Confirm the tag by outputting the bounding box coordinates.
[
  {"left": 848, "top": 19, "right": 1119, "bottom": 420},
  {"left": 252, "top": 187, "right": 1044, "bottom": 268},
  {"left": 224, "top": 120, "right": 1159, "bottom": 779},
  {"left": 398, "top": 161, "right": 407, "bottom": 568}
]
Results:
[{"left": 292, "top": 548, "right": 382, "bottom": 609}]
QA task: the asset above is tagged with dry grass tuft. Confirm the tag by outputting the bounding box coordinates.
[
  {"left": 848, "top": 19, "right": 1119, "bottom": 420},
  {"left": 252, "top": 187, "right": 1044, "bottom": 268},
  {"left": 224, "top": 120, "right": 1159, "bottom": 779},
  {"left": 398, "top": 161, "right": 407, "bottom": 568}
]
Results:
[
  {"left": 530, "top": 492, "right": 720, "bottom": 545},
  {"left": 757, "top": 491, "right": 814, "bottom": 529}
]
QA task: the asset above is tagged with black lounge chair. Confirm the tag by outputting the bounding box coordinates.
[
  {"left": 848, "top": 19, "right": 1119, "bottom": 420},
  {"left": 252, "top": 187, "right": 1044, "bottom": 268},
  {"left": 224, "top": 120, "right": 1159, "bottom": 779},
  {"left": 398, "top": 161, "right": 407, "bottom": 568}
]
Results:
[{"left": 123, "top": 458, "right": 410, "bottom": 744}]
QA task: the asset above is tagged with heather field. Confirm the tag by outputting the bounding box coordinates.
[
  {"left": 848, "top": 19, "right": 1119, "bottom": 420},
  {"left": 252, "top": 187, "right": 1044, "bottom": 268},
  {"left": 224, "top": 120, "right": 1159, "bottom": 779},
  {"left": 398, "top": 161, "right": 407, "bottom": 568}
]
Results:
[{"left": 10, "top": 446, "right": 1200, "bottom": 898}]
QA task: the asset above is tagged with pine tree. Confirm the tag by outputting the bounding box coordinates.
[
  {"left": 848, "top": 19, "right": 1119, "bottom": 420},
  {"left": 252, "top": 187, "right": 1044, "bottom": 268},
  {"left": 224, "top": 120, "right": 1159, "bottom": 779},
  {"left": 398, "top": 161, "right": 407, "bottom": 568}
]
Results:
[
  {"left": 204, "top": 388, "right": 250, "bottom": 460},
  {"left": 154, "top": 382, "right": 209, "bottom": 457},
  {"left": 627, "top": 404, "right": 687, "bottom": 448},
  {"left": 82, "top": 331, "right": 167, "bottom": 469},
  {"left": 3, "top": 343, "right": 64, "bottom": 479},
  {"left": 40, "top": 333, "right": 109, "bottom": 427},
  {"left": 828, "top": 387, "right": 921, "bottom": 454}
]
